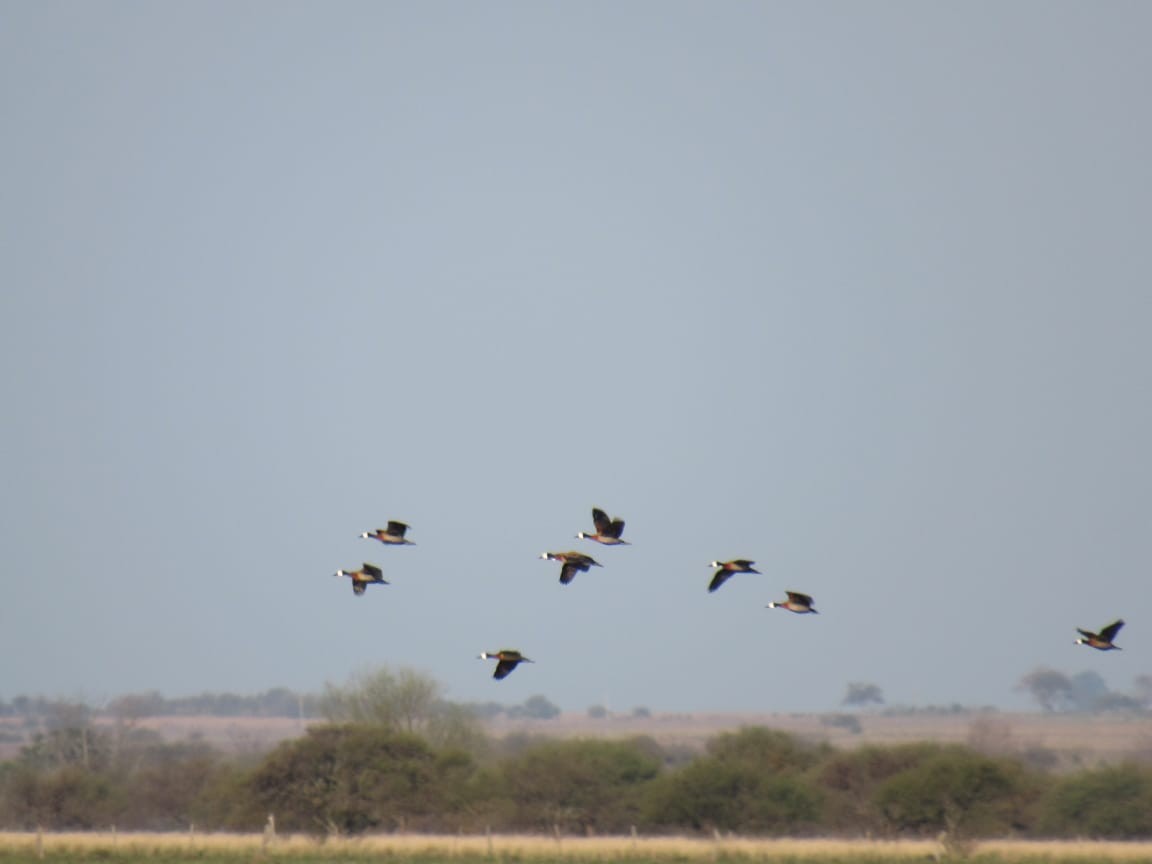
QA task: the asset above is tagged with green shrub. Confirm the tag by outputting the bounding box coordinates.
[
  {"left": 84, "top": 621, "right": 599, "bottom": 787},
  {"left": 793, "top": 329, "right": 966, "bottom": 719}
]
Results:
[{"left": 1038, "top": 763, "right": 1152, "bottom": 838}]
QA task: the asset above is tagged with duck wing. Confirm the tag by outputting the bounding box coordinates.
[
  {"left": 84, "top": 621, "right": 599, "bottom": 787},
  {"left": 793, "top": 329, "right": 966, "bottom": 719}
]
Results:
[
  {"left": 1099, "top": 619, "right": 1125, "bottom": 642},
  {"left": 591, "top": 508, "right": 611, "bottom": 535},
  {"left": 494, "top": 659, "right": 518, "bottom": 679},
  {"left": 708, "top": 570, "right": 732, "bottom": 592}
]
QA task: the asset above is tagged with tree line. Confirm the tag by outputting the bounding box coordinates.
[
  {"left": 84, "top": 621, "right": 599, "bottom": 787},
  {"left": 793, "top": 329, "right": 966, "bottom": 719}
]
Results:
[{"left": 2, "top": 667, "right": 1151, "bottom": 840}]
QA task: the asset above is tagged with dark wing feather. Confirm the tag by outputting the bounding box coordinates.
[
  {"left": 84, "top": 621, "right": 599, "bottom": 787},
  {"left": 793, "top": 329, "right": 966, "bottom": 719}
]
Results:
[
  {"left": 387, "top": 520, "right": 409, "bottom": 538},
  {"left": 494, "top": 659, "right": 517, "bottom": 679},
  {"left": 1076, "top": 628, "right": 1097, "bottom": 639},
  {"left": 560, "top": 562, "right": 578, "bottom": 584},
  {"left": 606, "top": 518, "right": 625, "bottom": 539},
  {"left": 708, "top": 570, "right": 731, "bottom": 592},
  {"left": 353, "top": 581, "right": 366, "bottom": 596},
  {"left": 362, "top": 563, "right": 384, "bottom": 580},
  {"left": 591, "top": 508, "right": 611, "bottom": 534},
  {"left": 1099, "top": 619, "right": 1125, "bottom": 642},
  {"left": 788, "top": 591, "right": 814, "bottom": 606}
]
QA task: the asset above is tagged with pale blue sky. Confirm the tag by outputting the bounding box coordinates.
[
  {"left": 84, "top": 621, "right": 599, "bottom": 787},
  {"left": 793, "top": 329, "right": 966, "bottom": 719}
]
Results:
[{"left": 2, "top": 2, "right": 1150, "bottom": 713}]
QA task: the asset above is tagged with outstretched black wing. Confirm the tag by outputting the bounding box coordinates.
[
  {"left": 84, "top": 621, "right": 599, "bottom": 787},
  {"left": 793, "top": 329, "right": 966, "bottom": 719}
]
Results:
[
  {"left": 494, "top": 659, "right": 519, "bottom": 679},
  {"left": 362, "top": 563, "right": 384, "bottom": 580},
  {"left": 787, "top": 591, "right": 815, "bottom": 606},
  {"left": 1099, "top": 619, "right": 1125, "bottom": 642},
  {"left": 560, "top": 562, "right": 579, "bottom": 584},
  {"left": 606, "top": 517, "right": 626, "bottom": 539},
  {"left": 353, "top": 581, "right": 367, "bottom": 596},
  {"left": 708, "top": 570, "right": 732, "bottom": 593},
  {"left": 591, "top": 508, "right": 611, "bottom": 535},
  {"left": 387, "top": 520, "right": 409, "bottom": 538}
]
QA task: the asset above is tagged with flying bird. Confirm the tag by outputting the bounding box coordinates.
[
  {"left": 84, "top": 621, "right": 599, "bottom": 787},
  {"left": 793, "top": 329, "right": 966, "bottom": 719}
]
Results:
[
  {"left": 478, "top": 649, "right": 533, "bottom": 679},
  {"left": 540, "top": 551, "right": 603, "bottom": 585},
  {"left": 577, "top": 507, "right": 630, "bottom": 545},
  {"left": 360, "top": 521, "right": 415, "bottom": 545},
  {"left": 708, "top": 559, "right": 759, "bottom": 592},
  {"left": 767, "top": 590, "right": 818, "bottom": 614},
  {"left": 1075, "top": 619, "right": 1124, "bottom": 651},
  {"left": 334, "top": 563, "right": 388, "bottom": 596}
]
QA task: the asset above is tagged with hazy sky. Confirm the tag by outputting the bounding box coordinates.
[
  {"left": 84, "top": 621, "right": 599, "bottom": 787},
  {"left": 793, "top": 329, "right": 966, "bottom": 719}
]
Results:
[{"left": 3, "top": 2, "right": 1150, "bottom": 714}]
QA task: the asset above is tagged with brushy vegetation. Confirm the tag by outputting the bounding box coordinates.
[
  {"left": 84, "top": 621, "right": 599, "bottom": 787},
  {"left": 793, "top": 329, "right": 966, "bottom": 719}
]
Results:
[
  {"left": 4, "top": 667, "right": 1152, "bottom": 843},
  {"left": 6, "top": 720, "right": 1152, "bottom": 842}
]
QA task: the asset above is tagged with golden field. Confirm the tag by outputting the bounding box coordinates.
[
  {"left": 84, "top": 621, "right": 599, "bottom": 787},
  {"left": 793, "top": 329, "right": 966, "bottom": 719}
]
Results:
[{"left": 4, "top": 832, "right": 1152, "bottom": 862}]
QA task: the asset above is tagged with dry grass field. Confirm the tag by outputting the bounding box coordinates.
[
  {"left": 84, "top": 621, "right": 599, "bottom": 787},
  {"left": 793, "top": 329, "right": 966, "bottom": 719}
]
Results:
[
  {"left": 489, "top": 711, "right": 1152, "bottom": 765},
  {"left": 3, "top": 710, "right": 1150, "bottom": 765},
  {"left": 4, "top": 831, "right": 1152, "bottom": 863}
]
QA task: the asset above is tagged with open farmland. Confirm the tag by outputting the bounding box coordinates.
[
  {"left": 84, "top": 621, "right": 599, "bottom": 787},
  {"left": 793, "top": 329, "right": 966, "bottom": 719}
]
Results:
[
  {"left": 489, "top": 711, "right": 1152, "bottom": 763},
  {"left": 5, "top": 710, "right": 1148, "bottom": 766}
]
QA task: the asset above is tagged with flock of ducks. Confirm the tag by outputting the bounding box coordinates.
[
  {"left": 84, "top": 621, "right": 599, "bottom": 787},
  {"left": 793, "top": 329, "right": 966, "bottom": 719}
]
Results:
[{"left": 335, "top": 508, "right": 1127, "bottom": 680}]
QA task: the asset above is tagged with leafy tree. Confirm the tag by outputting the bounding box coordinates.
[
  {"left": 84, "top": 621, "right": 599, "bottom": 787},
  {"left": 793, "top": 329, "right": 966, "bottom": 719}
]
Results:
[
  {"left": 643, "top": 728, "right": 823, "bottom": 833},
  {"left": 644, "top": 757, "right": 821, "bottom": 833},
  {"left": 817, "top": 743, "right": 941, "bottom": 833},
  {"left": 706, "top": 726, "right": 827, "bottom": 773},
  {"left": 1068, "top": 670, "right": 1111, "bottom": 712},
  {"left": 498, "top": 738, "right": 662, "bottom": 832},
  {"left": 320, "top": 666, "right": 485, "bottom": 751},
  {"left": 1017, "top": 667, "right": 1073, "bottom": 713},
  {"left": 1039, "top": 764, "right": 1152, "bottom": 838},
  {"left": 0, "top": 762, "right": 124, "bottom": 829},
  {"left": 118, "top": 739, "right": 226, "bottom": 829},
  {"left": 842, "top": 682, "right": 885, "bottom": 708},
  {"left": 247, "top": 725, "right": 474, "bottom": 834},
  {"left": 872, "top": 746, "right": 1033, "bottom": 839},
  {"left": 821, "top": 713, "right": 863, "bottom": 734},
  {"left": 508, "top": 695, "right": 561, "bottom": 720}
]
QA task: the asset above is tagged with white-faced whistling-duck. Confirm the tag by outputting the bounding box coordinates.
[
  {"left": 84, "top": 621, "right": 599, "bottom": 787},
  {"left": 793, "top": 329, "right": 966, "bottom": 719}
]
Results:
[
  {"left": 334, "top": 563, "right": 388, "bottom": 596},
  {"left": 478, "top": 649, "right": 533, "bottom": 679},
  {"left": 360, "top": 520, "right": 415, "bottom": 545},
  {"left": 768, "top": 590, "right": 818, "bottom": 614},
  {"left": 577, "top": 507, "right": 630, "bottom": 545},
  {"left": 1075, "top": 619, "right": 1124, "bottom": 650},
  {"left": 708, "top": 559, "right": 759, "bottom": 593},
  {"left": 540, "top": 550, "right": 603, "bottom": 585}
]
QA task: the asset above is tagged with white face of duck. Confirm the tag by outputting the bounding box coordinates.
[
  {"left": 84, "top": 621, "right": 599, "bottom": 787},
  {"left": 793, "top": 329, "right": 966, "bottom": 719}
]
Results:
[
  {"left": 359, "top": 532, "right": 370, "bottom": 539},
  {"left": 709, "top": 561, "right": 721, "bottom": 568}
]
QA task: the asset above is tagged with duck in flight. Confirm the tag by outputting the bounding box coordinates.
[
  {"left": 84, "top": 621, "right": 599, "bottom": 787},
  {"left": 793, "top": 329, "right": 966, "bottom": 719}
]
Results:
[
  {"left": 360, "top": 521, "right": 415, "bottom": 545},
  {"left": 577, "top": 508, "right": 630, "bottom": 545},
  {"left": 708, "top": 559, "right": 759, "bottom": 593},
  {"left": 767, "top": 590, "right": 818, "bottom": 614},
  {"left": 1075, "top": 619, "right": 1124, "bottom": 651},
  {"left": 334, "top": 563, "right": 388, "bottom": 596},
  {"left": 478, "top": 649, "right": 533, "bottom": 679},
  {"left": 540, "top": 550, "right": 603, "bottom": 585}
]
